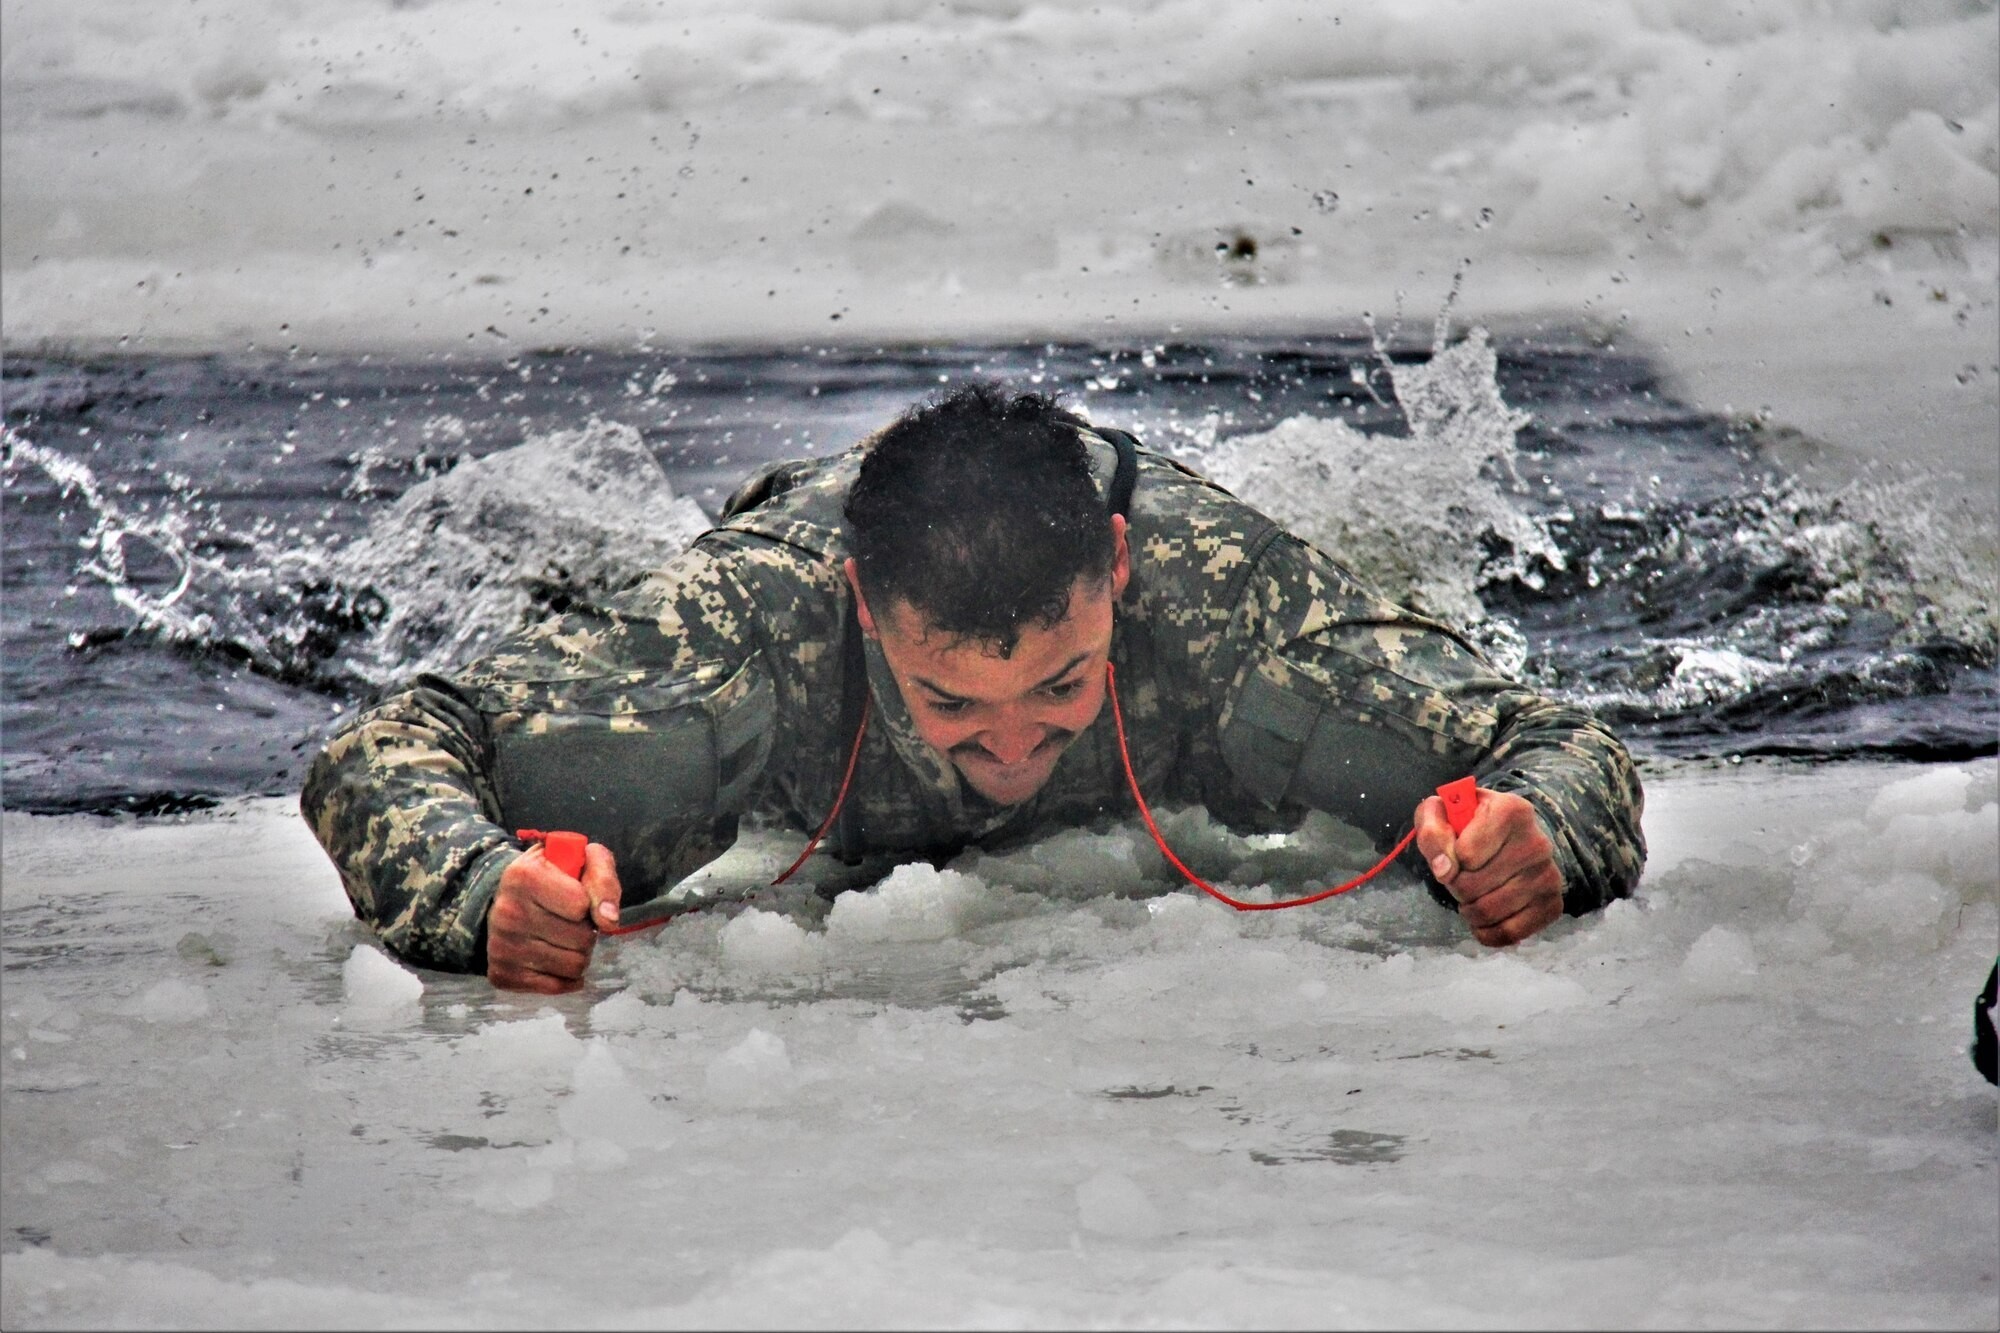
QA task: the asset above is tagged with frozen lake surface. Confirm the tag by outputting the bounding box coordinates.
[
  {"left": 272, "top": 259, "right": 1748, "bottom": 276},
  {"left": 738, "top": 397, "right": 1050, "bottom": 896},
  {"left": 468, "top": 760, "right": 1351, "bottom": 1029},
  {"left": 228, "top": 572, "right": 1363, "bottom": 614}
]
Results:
[{"left": 2, "top": 757, "right": 1996, "bottom": 1329}]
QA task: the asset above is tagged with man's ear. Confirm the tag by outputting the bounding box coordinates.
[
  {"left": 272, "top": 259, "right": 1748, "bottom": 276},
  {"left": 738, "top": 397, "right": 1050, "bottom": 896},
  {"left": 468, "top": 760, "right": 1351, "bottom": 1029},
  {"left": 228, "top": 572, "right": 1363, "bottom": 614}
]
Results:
[
  {"left": 1109, "top": 513, "right": 1132, "bottom": 602},
  {"left": 842, "top": 558, "right": 880, "bottom": 638}
]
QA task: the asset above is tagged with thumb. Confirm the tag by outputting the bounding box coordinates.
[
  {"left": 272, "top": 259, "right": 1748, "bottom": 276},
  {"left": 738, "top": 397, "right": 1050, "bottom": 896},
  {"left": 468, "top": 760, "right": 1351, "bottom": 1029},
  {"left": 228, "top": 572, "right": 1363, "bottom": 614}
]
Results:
[
  {"left": 582, "top": 842, "right": 622, "bottom": 928},
  {"left": 1412, "top": 795, "right": 1459, "bottom": 885}
]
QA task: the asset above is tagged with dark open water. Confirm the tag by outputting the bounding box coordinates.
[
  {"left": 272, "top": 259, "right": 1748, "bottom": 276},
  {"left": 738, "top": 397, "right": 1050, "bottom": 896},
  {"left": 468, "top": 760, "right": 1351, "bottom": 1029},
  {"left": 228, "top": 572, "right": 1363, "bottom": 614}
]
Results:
[{"left": 4, "top": 332, "right": 1994, "bottom": 815}]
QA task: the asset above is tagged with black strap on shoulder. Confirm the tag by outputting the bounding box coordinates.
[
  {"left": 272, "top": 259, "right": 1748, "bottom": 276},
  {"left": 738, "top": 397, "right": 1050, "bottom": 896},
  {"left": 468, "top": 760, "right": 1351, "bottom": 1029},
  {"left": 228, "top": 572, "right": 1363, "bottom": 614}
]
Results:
[
  {"left": 830, "top": 603, "right": 869, "bottom": 865},
  {"left": 1094, "top": 426, "right": 1141, "bottom": 519}
]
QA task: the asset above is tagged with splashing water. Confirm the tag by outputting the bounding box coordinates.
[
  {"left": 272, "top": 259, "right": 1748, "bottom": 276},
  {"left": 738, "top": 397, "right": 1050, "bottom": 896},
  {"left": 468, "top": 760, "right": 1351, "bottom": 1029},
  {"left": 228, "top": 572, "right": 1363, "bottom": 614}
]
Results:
[
  {"left": 1197, "top": 324, "right": 1557, "bottom": 673},
  {"left": 4, "top": 336, "right": 1990, "bottom": 813},
  {"left": 327, "top": 419, "right": 710, "bottom": 685},
  {"left": 1188, "top": 316, "right": 1994, "bottom": 741},
  {"left": 4, "top": 419, "right": 712, "bottom": 690},
  {"left": 1530, "top": 465, "right": 2000, "bottom": 741},
  {"left": 3, "top": 429, "right": 367, "bottom": 674}
]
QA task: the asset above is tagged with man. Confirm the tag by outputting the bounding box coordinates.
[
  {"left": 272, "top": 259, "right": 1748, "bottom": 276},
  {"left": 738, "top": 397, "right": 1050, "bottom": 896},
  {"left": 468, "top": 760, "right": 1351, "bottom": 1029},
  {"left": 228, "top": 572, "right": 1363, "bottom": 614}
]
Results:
[{"left": 303, "top": 384, "right": 1645, "bottom": 993}]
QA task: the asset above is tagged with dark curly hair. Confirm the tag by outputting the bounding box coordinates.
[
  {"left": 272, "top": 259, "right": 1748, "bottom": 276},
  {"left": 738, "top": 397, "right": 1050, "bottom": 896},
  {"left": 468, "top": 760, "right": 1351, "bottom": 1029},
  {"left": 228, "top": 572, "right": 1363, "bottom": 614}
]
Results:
[{"left": 843, "top": 382, "right": 1116, "bottom": 653}]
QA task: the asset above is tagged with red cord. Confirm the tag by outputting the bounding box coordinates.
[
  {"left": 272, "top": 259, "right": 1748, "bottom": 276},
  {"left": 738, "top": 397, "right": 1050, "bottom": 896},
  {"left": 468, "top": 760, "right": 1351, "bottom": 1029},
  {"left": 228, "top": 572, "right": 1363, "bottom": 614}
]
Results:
[
  {"left": 600, "top": 657, "right": 1422, "bottom": 933},
  {"left": 1105, "top": 661, "right": 1418, "bottom": 910},
  {"left": 598, "top": 914, "right": 669, "bottom": 937},
  {"left": 592, "top": 694, "right": 870, "bottom": 934},
  {"left": 770, "top": 694, "right": 872, "bottom": 886},
  {"left": 592, "top": 694, "right": 872, "bottom": 933}
]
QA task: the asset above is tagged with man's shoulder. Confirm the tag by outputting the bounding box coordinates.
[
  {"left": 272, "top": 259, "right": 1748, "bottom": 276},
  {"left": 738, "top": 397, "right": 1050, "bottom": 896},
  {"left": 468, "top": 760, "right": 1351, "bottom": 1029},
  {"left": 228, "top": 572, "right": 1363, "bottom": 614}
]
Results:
[
  {"left": 1124, "top": 448, "right": 1289, "bottom": 608},
  {"left": 711, "top": 447, "right": 864, "bottom": 563}
]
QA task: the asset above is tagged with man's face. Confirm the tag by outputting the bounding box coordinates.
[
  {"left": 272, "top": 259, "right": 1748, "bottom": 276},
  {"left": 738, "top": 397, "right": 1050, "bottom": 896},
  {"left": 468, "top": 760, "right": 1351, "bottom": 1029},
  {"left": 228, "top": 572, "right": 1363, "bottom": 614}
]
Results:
[{"left": 845, "top": 517, "right": 1128, "bottom": 808}]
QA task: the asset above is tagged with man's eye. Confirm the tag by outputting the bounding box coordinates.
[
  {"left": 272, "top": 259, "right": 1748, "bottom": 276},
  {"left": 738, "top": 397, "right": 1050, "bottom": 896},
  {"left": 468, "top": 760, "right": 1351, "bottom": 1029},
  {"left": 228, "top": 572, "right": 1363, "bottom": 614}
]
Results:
[
  {"left": 927, "top": 698, "right": 970, "bottom": 716},
  {"left": 1041, "top": 679, "right": 1084, "bottom": 701}
]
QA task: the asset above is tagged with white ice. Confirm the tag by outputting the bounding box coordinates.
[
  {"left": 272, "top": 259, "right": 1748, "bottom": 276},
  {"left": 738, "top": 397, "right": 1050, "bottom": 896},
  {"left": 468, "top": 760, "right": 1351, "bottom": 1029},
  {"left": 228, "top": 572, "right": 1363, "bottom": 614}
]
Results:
[{"left": 2, "top": 758, "right": 1995, "bottom": 1328}]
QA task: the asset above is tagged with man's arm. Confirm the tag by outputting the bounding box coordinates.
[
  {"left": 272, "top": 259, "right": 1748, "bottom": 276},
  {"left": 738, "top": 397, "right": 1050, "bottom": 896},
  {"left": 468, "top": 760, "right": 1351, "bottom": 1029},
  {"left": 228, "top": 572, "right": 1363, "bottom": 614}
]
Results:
[
  {"left": 301, "top": 544, "right": 779, "bottom": 981},
  {"left": 302, "top": 676, "right": 518, "bottom": 973},
  {"left": 1214, "top": 534, "right": 1645, "bottom": 932}
]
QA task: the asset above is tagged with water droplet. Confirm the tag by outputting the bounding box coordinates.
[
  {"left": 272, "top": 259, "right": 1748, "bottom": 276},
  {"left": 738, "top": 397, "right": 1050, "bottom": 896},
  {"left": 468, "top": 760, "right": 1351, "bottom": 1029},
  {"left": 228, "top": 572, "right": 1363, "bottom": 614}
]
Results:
[
  {"left": 1474, "top": 207, "right": 1494, "bottom": 230},
  {"left": 1311, "top": 190, "right": 1339, "bottom": 214}
]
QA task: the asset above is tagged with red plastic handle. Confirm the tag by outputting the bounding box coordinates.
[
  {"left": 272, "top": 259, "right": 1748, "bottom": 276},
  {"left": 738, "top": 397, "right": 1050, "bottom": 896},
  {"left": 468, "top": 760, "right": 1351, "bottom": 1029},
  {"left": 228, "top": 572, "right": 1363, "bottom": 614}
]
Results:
[
  {"left": 516, "top": 829, "right": 588, "bottom": 879},
  {"left": 1436, "top": 777, "right": 1479, "bottom": 836}
]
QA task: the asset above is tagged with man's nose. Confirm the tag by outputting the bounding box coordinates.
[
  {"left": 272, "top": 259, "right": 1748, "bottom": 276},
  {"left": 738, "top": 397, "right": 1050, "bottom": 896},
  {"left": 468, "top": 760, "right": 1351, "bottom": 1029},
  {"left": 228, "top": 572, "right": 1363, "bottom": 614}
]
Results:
[{"left": 979, "top": 721, "right": 1043, "bottom": 765}]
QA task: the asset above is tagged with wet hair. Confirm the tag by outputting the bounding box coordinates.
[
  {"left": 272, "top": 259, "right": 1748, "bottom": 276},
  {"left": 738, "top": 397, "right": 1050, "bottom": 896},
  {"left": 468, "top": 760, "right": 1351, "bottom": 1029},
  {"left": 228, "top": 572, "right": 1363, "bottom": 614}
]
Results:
[{"left": 844, "top": 382, "right": 1116, "bottom": 653}]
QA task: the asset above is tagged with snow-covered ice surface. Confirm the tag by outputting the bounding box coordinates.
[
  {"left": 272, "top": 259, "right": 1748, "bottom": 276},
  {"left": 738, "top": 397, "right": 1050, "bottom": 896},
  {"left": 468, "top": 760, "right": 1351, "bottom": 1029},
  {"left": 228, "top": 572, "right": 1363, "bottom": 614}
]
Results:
[{"left": 3, "top": 759, "right": 1996, "bottom": 1329}]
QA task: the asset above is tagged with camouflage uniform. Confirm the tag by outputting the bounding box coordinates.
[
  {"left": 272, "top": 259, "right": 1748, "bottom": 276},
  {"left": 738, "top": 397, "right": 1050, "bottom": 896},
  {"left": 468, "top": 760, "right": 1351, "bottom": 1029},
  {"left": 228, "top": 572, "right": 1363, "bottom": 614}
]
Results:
[{"left": 302, "top": 431, "right": 1646, "bottom": 972}]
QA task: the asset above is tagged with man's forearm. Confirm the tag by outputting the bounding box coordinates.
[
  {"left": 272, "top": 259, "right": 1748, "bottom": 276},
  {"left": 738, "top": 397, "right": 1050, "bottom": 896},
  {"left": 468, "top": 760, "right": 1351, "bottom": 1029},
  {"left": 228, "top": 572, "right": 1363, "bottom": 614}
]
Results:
[
  {"left": 301, "top": 678, "right": 517, "bottom": 972},
  {"left": 1475, "top": 691, "right": 1647, "bottom": 914}
]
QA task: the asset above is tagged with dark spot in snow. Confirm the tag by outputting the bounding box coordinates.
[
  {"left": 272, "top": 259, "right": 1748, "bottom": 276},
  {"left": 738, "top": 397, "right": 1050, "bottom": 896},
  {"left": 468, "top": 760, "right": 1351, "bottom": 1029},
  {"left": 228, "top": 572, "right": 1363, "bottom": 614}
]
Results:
[{"left": 1252, "top": 1129, "right": 1406, "bottom": 1166}]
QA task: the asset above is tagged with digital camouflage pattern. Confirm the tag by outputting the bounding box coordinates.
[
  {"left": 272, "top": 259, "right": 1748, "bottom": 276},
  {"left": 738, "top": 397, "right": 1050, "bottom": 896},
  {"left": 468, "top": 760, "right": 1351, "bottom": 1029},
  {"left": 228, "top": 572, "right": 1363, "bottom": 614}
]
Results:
[{"left": 302, "top": 430, "right": 1646, "bottom": 971}]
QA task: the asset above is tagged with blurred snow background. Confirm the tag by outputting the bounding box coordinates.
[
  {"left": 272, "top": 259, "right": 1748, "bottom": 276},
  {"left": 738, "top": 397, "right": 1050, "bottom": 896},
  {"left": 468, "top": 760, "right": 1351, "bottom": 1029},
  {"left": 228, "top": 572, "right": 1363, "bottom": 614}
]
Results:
[{"left": 4, "top": 0, "right": 1996, "bottom": 499}]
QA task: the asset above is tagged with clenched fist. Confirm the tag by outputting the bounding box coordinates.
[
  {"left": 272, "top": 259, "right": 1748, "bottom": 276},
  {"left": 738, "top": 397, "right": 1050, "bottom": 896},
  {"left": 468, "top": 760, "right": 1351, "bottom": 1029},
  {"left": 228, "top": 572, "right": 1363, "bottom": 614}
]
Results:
[
  {"left": 1414, "top": 787, "right": 1564, "bottom": 947},
  {"left": 485, "top": 840, "right": 622, "bottom": 993}
]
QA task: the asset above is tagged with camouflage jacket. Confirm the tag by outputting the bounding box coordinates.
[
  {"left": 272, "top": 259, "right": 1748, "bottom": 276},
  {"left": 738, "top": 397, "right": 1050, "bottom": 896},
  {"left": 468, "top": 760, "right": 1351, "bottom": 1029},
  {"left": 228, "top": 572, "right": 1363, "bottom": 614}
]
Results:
[{"left": 302, "top": 431, "right": 1646, "bottom": 972}]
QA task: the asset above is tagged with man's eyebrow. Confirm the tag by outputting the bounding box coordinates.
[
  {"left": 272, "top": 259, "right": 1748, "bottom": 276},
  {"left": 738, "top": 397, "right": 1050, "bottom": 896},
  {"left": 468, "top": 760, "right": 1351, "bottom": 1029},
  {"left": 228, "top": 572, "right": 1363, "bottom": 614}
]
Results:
[
  {"left": 1032, "top": 653, "right": 1093, "bottom": 690},
  {"left": 911, "top": 653, "right": 1092, "bottom": 702}
]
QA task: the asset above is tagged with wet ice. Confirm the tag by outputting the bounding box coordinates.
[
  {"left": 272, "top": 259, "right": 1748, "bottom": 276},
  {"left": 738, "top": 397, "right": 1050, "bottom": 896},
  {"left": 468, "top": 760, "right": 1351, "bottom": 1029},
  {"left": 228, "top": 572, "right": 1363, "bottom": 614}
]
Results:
[{"left": 2, "top": 757, "right": 1994, "bottom": 1327}]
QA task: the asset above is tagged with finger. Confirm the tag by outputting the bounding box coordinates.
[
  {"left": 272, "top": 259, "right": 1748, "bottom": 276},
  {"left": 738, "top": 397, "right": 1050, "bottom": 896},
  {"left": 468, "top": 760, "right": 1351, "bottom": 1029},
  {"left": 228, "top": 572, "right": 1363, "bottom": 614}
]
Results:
[
  {"left": 1411, "top": 795, "right": 1460, "bottom": 885},
  {"left": 486, "top": 905, "right": 594, "bottom": 980},
  {"left": 488, "top": 960, "right": 585, "bottom": 995},
  {"left": 520, "top": 902, "right": 598, "bottom": 955},
  {"left": 490, "top": 886, "right": 598, "bottom": 955},
  {"left": 581, "top": 841, "right": 622, "bottom": 929},
  {"left": 1456, "top": 866, "right": 1561, "bottom": 931},
  {"left": 1452, "top": 796, "right": 1553, "bottom": 883},
  {"left": 514, "top": 854, "right": 594, "bottom": 924},
  {"left": 497, "top": 929, "right": 595, "bottom": 979},
  {"left": 1467, "top": 891, "right": 1563, "bottom": 948}
]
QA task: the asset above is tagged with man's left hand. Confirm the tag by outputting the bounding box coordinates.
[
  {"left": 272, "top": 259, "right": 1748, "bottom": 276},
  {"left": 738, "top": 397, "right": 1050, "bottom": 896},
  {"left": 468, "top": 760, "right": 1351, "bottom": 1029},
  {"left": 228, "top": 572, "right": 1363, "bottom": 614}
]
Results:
[{"left": 1414, "top": 787, "right": 1564, "bottom": 947}]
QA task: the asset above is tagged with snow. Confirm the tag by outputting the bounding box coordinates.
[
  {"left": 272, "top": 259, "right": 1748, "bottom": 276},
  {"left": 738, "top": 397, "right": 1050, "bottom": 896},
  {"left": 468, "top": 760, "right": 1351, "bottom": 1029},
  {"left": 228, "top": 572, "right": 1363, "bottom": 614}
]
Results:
[
  {"left": 1680, "top": 925, "right": 1761, "bottom": 997},
  {"left": 113, "top": 977, "right": 212, "bottom": 1025},
  {"left": 341, "top": 945, "right": 424, "bottom": 1016},
  {"left": 3, "top": 759, "right": 1995, "bottom": 1328}
]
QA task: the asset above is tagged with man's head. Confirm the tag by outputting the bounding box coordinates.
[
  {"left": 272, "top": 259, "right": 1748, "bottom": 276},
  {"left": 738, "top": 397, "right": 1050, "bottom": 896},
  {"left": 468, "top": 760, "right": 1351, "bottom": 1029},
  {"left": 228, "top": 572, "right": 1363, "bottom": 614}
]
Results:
[{"left": 842, "top": 383, "right": 1130, "bottom": 806}]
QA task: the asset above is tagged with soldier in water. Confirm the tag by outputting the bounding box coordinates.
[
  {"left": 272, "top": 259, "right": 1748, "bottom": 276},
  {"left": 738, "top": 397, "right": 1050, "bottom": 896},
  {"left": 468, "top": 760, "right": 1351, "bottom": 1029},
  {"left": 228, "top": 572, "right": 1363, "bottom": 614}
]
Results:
[{"left": 303, "top": 383, "right": 1645, "bottom": 993}]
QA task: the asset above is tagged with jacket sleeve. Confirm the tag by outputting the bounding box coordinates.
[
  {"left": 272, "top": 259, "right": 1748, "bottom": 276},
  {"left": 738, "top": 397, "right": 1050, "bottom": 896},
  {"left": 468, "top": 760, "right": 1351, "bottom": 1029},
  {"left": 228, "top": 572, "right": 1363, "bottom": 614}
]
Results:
[
  {"left": 1214, "top": 534, "right": 1645, "bottom": 914},
  {"left": 300, "top": 543, "right": 778, "bottom": 972}
]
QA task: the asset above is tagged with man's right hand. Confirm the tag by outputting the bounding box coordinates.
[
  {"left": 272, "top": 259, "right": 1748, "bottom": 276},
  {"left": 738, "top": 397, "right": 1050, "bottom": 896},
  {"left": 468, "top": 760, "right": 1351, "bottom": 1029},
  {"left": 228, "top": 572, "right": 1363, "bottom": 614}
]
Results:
[{"left": 486, "top": 841, "right": 622, "bottom": 993}]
